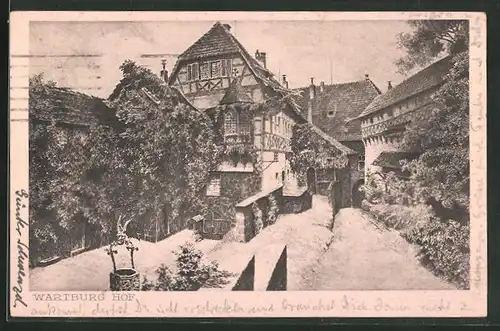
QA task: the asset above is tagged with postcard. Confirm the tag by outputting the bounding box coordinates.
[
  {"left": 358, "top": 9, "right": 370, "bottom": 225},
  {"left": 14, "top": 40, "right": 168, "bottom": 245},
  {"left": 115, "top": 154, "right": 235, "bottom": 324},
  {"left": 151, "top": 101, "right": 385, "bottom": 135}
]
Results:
[{"left": 9, "top": 11, "right": 487, "bottom": 318}]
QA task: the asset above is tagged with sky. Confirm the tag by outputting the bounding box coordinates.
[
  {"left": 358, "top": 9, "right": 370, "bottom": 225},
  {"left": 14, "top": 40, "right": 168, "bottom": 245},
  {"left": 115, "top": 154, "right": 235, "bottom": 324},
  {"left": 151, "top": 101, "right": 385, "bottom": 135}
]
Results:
[{"left": 29, "top": 20, "right": 413, "bottom": 98}]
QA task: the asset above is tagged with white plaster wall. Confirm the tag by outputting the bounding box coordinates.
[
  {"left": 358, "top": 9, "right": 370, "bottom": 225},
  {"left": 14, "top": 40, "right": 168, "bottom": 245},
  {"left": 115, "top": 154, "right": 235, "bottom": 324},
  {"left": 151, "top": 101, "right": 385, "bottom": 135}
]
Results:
[
  {"left": 260, "top": 151, "right": 298, "bottom": 192},
  {"left": 364, "top": 137, "right": 400, "bottom": 175}
]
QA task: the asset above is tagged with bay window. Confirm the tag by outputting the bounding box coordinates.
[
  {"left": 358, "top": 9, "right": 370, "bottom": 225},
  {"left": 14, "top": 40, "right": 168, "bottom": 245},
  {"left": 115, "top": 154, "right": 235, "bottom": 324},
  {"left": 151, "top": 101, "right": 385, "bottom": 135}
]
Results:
[{"left": 224, "top": 109, "right": 251, "bottom": 144}]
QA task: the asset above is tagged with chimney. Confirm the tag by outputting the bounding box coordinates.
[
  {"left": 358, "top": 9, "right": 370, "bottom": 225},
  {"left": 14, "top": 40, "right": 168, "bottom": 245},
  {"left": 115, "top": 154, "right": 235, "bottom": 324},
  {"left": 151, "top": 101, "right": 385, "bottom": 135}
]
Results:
[
  {"left": 160, "top": 59, "right": 169, "bottom": 83},
  {"left": 308, "top": 77, "right": 315, "bottom": 124},
  {"left": 255, "top": 49, "right": 267, "bottom": 68},
  {"left": 282, "top": 75, "right": 289, "bottom": 89},
  {"left": 320, "top": 81, "right": 325, "bottom": 93},
  {"left": 309, "top": 77, "right": 316, "bottom": 99},
  {"left": 223, "top": 23, "right": 231, "bottom": 31},
  {"left": 387, "top": 81, "right": 393, "bottom": 90},
  {"left": 365, "top": 73, "right": 370, "bottom": 81}
]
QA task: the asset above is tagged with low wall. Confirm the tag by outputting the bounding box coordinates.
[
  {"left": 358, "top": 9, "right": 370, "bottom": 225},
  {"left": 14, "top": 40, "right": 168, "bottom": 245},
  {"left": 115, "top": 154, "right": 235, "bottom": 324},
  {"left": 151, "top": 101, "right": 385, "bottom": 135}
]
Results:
[
  {"left": 282, "top": 187, "right": 312, "bottom": 214},
  {"left": 199, "top": 243, "right": 287, "bottom": 291},
  {"left": 233, "top": 185, "right": 284, "bottom": 243},
  {"left": 255, "top": 244, "right": 287, "bottom": 291},
  {"left": 232, "top": 185, "right": 314, "bottom": 243}
]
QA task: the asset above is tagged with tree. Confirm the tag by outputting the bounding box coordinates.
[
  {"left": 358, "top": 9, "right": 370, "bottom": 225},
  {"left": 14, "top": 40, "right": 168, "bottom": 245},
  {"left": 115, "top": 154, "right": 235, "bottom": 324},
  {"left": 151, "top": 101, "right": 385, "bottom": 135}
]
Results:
[
  {"left": 29, "top": 74, "right": 119, "bottom": 263},
  {"left": 396, "top": 20, "right": 468, "bottom": 75},
  {"left": 29, "top": 62, "right": 223, "bottom": 264},
  {"left": 107, "top": 60, "right": 223, "bottom": 238},
  {"left": 287, "top": 123, "right": 349, "bottom": 185},
  {"left": 396, "top": 21, "right": 469, "bottom": 222}
]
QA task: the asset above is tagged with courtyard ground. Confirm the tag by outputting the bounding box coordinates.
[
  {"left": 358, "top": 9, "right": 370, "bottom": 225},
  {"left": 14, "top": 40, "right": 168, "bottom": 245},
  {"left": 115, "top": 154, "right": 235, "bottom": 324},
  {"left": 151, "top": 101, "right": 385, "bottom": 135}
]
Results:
[
  {"left": 30, "top": 196, "right": 453, "bottom": 291},
  {"left": 30, "top": 230, "right": 218, "bottom": 291},
  {"left": 309, "top": 207, "right": 455, "bottom": 290}
]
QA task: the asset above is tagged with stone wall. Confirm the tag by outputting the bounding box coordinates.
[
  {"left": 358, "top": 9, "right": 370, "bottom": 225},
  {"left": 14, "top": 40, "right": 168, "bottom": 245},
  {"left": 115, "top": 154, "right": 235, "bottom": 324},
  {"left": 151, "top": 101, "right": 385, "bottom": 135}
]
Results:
[
  {"left": 203, "top": 171, "right": 261, "bottom": 240},
  {"left": 282, "top": 188, "right": 312, "bottom": 214},
  {"left": 232, "top": 256, "right": 255, "bottom": 291},
  {"left": 234, "top": 185, "right": 284, "bottom": 243}
]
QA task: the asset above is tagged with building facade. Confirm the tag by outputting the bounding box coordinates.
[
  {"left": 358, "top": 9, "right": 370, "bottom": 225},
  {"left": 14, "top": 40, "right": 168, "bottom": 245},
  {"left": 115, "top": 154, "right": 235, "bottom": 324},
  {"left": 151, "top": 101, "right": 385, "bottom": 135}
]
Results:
[
  {"left": 293, "top": 75, "right": 381, "bottom": 207},
  {"left": 294, "top": 75, "right": 381, "bottom": 155},
  {"left": 357, "top": 56, "right": 452, "bottom": 177},
  {"left": 167, "top": 22, "right": 359, "bottom": 238}
]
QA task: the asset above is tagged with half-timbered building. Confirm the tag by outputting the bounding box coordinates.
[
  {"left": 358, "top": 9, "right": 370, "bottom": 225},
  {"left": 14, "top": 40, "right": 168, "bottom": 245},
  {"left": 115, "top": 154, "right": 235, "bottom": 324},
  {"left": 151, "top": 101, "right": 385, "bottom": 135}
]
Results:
[
  {"left": 167, "top": 22, "right": 358, "bottom": 238},
  {"left": 356, "top": 56, "right": 452, "bottom": 177}
]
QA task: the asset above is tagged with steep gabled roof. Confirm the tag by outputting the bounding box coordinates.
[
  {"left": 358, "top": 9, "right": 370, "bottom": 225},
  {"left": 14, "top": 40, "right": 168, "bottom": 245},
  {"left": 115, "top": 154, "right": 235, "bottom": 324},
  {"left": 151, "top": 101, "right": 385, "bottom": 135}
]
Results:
[
  {"left": 293, "top": 79, "right": 381, "bottom": 141},
  {"left": 169, "top": 22, "right": 304, "bottom": 118},
  {"left": 310, "top": 125, "right": 357, "bottom": 155},
  {"left": 30, "top": 85, "right": 117, "bottom": 127},
  {"left": 358, "top": 56, "right": 453, "bottom": 119},
  {"left": 219, "top": 77, "right": 253, "bottom": 105},
  {"left": 169, "top": 21, "right": 356, "bottom": 155},
  {"left": 178, "top": 22, "right": 241, "bottom": 61}
]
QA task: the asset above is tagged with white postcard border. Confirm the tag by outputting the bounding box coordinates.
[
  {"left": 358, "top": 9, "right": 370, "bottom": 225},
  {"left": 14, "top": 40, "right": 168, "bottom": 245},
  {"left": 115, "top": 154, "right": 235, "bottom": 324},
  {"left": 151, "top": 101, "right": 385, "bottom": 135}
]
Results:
[{"left": 9, "top": 11, "right": 487, "bottom": 318}]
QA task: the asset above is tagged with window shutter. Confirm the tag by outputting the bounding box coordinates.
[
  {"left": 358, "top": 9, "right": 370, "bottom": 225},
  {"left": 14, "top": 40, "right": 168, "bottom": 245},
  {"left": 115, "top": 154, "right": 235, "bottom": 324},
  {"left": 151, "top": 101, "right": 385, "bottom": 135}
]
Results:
[
  {"left": 200, "top": 63, "right": 210, "bottom": 79},
  {"left": 187, "top": 64, "right": 192, "bottom": 81},
  {"left": 222, "top": 59, "right": 232, "bottom": 77},
  {"left": 211, "top": 61, "right": 222, "bottom": 78}
]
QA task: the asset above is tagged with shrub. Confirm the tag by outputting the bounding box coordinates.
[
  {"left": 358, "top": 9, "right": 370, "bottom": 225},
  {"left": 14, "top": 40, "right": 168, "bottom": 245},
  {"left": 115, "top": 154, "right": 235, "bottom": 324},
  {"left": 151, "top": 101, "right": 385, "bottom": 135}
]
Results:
[
  {"left": 365, "top": 202, "right": 434, "bottom": 234},
  {"left": 404, "top": 219, "right": 470, "bottom": 289},
  {"left": 252, "top": 202, "right": 264, "bottom": 236},
  {"left": 141, "top": 242, "right": 233, "bottom": 291},
  {"left": 266, "top": 195, "right": 279, "bottom": 226}
]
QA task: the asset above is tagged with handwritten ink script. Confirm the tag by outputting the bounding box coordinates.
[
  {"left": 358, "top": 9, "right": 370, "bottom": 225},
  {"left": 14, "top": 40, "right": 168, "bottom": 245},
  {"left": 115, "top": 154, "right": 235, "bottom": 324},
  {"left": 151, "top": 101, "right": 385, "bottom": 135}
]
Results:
[
  {"left": 13, "top": 189, "right": 29, "bottom": 308},
  {"left": 29, "top": 294, "right": 472, "bottom": 317}
]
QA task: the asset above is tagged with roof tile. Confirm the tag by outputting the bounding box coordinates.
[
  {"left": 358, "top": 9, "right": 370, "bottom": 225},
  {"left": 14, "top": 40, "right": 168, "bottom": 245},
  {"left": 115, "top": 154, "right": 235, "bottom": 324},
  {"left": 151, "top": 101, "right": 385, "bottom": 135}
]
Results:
[
  {"left": 358, "top": 56, "right": 453, "bottom": 119},
  {"left": 179, "top": 22, "right": 241, "bottom": 61},
  {"left": 372, "top": 151, "right": 419, "bottom": 169},
  {"left": 293, "top": 80, "right": 381, "bottom": 141}
]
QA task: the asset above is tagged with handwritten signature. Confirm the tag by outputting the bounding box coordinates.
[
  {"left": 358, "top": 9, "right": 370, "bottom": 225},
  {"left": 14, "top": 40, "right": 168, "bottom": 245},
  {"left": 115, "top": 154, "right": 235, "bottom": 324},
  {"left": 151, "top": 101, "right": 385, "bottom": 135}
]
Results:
[{"left": 13, "top": 189, "right": 29, "bottom": 308}]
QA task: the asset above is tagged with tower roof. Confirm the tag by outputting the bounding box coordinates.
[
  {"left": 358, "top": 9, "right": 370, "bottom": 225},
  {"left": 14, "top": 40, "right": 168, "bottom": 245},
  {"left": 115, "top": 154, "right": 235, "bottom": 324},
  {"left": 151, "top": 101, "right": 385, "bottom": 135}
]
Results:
[{"left": 219, "top": 77, "right": 253, "bottom": 105}]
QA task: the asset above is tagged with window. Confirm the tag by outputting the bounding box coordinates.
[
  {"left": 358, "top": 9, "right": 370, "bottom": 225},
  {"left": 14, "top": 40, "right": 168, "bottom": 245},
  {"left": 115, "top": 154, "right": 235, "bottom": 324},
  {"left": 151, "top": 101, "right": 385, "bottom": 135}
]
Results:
[
  {"left": 387, "top": 109, "right": 393, "bottom": 118},
  {"left": 327, "top": 105, "right": 337, "bottom": 118},
  {"left": 275, "top": 173, "right": 279, "bottom": 179},
  {"left": 224, "top": 109, "right": 238, "bottom": 136},
  {"left": 187, "top": 63, "right": 199, "bottom": 81},
  {"left": 206, "top": 173, "right": 221, "bottom": 196},
  {"left": 370, "top": 118, "right": 374, "bottom": 124},
  {"left": 358, "top": 160, "right": 365, "bottom": 171},
  {"left": 211, "top": 61, "right": 222, "bottom": 78},
  {"left": 277, "top": 116, "right": 281, "bottom": 134},
  {"left": 221, "top": 59, "right": 232, "bottom": 77},
  {"left": 200, "top": 62, "right": 210, "bottom": 79},
  {"left": 326, "top": 157, "right": 334, "bottom": 165},
  {"left": 187, "top": 60, "right": 232, "bottom": 82},
  {"left": 223, "top": 109, "right": 251, "bottom": 143},
  {"left": 273, "top": 152, "right": 279, "bottom": 162}
]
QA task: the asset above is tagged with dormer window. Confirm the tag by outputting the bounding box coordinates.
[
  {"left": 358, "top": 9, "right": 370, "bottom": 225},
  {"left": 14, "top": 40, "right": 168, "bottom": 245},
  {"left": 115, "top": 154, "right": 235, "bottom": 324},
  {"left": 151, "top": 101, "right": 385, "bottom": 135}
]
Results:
[{"left": 327, "top": 105, "right": 337, "bottom": 118}]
